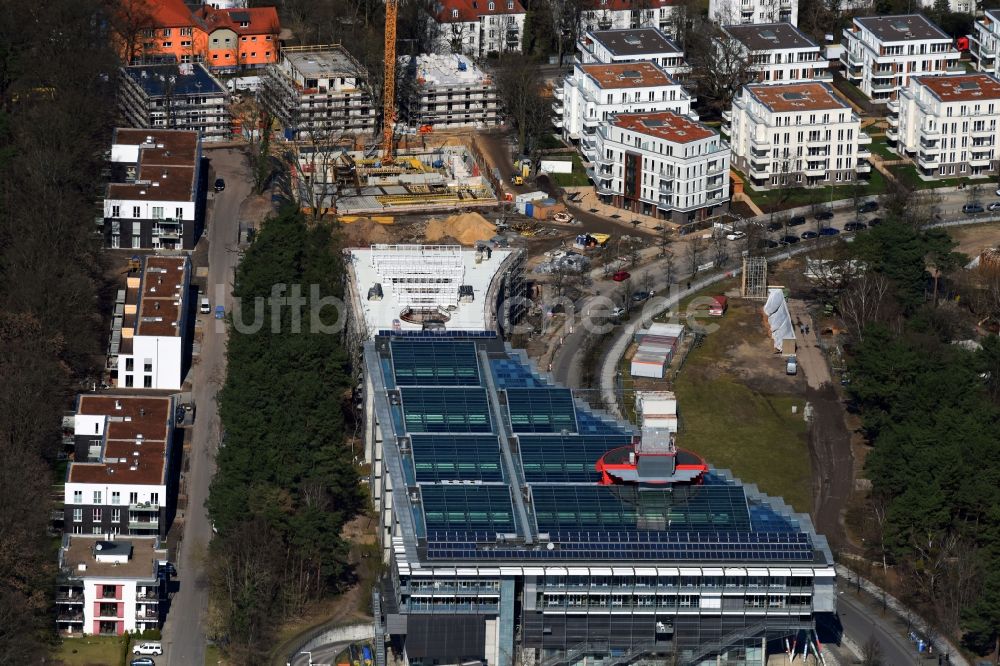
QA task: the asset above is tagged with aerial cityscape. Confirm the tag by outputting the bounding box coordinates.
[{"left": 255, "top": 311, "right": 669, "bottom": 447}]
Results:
[{"left": 2, "top": 0, "right": 1000, "bottom": 665}]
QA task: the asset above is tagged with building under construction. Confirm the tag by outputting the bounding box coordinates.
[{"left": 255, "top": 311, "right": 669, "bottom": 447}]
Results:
[
  {"left": 399, "top": 54, "right": 500, "bottom": 129},
  {"left": 260, "top": 45, "right": 376, "bottom": 139}
]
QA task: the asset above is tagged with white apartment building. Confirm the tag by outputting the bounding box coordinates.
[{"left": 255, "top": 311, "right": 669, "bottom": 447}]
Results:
[
  {"left": 107, "top": 255, "right": 191, "bottom": 391},
  {"left": 56, "top": 537, "right": 165, "bottom": 636},
  {"left": 102, "top": 128, "right": 202, "bottom": 250},
  {"left": 556, "top": 61, "right": 695, "bottom": 145},
  {"left": 431, "top": 0, "right": 526, "bottom": 57},
  {"left": 63, "top": 395, "right": 175, "bottom": 540},
  {"left": 721, "top": 23, "right": 830, "bottom": 84},
  {"left": 709, "top": 0, "right": 797, "bottom": 27},
  {"left": 589, "top": 111, "right": 730, "bottom": 223},
  {"left": 725, "top": 82, "right": 872, "bottom": 189},
  {"left": 578, "top": 0, "right": 684, "bottom": 39},
  {"left": 841, "top": 14, "right": 961, "bottom": 104},
  {"left": 260, "top": 45, "right": 376, "bottom": 138},
  {"left": 576, "top": 28, "right": 689, "bottom": 78},
  {"left": 400, "top": 53, "right": 499, "bottom": 128},
  {"left": 970, "top": 10, "right": 1000, "bottom": 77},
  {"left": 889, "top": 73, "right": 1000, "bottom": 179}
]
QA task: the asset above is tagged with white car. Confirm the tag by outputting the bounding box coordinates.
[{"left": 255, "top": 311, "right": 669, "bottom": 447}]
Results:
[
  {"left": 725, "top": 231, "right": 746, "bottom": 241},
  {"left": 553, "top": 212, "right": 573, "bottom": 224},
  {"left": 133, "top": 642, "right": 163, "bottom": 656}
]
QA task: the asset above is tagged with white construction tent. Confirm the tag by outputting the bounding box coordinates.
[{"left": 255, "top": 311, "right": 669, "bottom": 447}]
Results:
[{"left": 763, "top": 287, "right": 796, "bottom": 355}]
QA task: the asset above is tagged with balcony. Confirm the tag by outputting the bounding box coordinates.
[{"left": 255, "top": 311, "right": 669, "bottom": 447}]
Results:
[
  {"left": 551, "top": 101, "right": 563, "bottom": 114},
  {"left": 56, "top": 593, "right": 85, "bottom": 604},
  {"left": 721, "top": 110, "right": 732, "bottom": 123},
  {"left": 130, "top": 503, "right": 159, "bottom": 512},
  {"left": 553, "top": 86, "right": 564, "bottom": 100},
  {"left": 749, "top": 163, "right": 769, "bottom": 178},
  {"left": 57, "top": 610, "right": 84, "bottom": 623},
  {"left": 845, "top": 51, "right": 863, "bottom": 67},
  {"left": 871, "top": 81, "right": 896, "bottom": 92},
  {"left": 887, "top": 99, "right": 900, "bottom": 113},
  {"left": 969, "top": 154, "right": 993, "bottom": 167},
  {"left": 707, "top": 163, "right": 728, "bottom": 176},
  {"left": 811, "top": 69, "right": 834, "bottom": 82},
  {"left": 856, "top": 161, "right": 872, "bottom": 173},
  {"left": 720, "top": 124, "right": 731, "bottom": 136},
  {"left": 946, "top": 62, "right": 965, "bottom": 73},
  {"left": 920, "top": 126, "right": 941, "bottom": 138},
  {"left": 857, "top": 148, "right": 871, "bottom": 159},
  {"left": 919, "top": 140, "right": 940, "bottom": 154},
  {"left": 918, "top": 152, "right": 940, "bottom": 168},
  {"left": 751, "top": 135, "right": 771, "bottom": 150},
  {"left": 887, "top": 115, "right": 899, "bottom": 127},
  {"left": 972, "top": 126, "right": 995, "bottom": 138},
  {"left": 659, "top": 181, "right": 674, "bottom": 194},
  {"left": 136, "top": 609, "right": 159, "bottom": 621},
  {"left": 553, "top": 117, "right": 563, "bottom": 129},
  {"left": 804, "top": 165, "right": 827, "bottom": 177},
  {"left": 129, "top": 518, "right": 159, "bottom": 531}
]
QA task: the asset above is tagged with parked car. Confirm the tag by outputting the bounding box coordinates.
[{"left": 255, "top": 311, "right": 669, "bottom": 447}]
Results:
[
  {"left": 786, "top": 356, "right": 798, "bottom": 375},
  {"left": 858, "top": 201, "right": 879, "bottom": 214},
  {"left": 611, "top": 306, "right": 626, "bottom": 319},
  {"left": 213, "top": 178, "right": 225, "bottom": 193},
  {"left": 963, "top": 203, "right": 985, "bottom": 214},
  {"left": 868, "top": 217, "right": 883, "bottom": 226},
  {"left": 130, "top": 659, "right": 155, "bottom": 666},
  {"left": 818, "top": 227, "right": 840, "bottom": 236},
  {"left": 214, "top": 305, "right": 225, "bottom": 319},
  {"left": 133, "top": 643, "right": 163, "bottom": 656},
  {"left": 799, "top": 230, "right": 818, "bottom": 240},
  {"left": 780, "top": 235, "right": 801, "bottom": 244},
  {"left": 725, "top": 230, "right": 746, "bottom": 241},
  {"left": 612, "top": 270, "right": 630, "bottom": 282},
  {"left": 843, "top": 221, "right": 868, "bottom": 232},
  {"left": 788, "top": 215, "right": 807, "bottom": 227},
  {"left": 764, "top": 239, "right": 780, "bottom": 248},
  {"left": 631, "top": 291, "right": 651, "bottom": 303},
  {"left": 199, "top": 297, "right": 210, "bottom": 314},
  {"left": 988, "top": 202, "right": 1000, "bottom": 212},
  {"left": 766, "top": 221, "right": 783, "bottom": 232},
  {"left": 815, "top": 209, "right": 834, "bottom": 221}
]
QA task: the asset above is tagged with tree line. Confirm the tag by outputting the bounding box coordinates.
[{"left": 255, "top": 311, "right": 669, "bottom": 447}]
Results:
[
  {"left": 0, "top": 0, "right": 119, "bottom": 660},
  {"left": 206, "top": 207, "right": 363, "bottom": 663}
]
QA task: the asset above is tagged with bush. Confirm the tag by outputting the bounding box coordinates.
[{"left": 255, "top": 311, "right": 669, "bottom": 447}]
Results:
[{"left": 119, "top": 633, "right": 131, "bottom": 666}]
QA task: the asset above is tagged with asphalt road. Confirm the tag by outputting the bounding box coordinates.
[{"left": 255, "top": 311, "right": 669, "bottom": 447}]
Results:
[
  {"left": 837, "top": 589, "right": 932, "bottom": 666},
  {"left": 288, "top": 639, "right": 354, "bottom": 666},
  {"left": 162, "top": 148, "right": 250, "bottom": 665}
]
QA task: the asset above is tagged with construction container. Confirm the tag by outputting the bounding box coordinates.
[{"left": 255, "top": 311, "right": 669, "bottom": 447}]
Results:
[
  {"left": 644, "top": 322, "right": 685, "bottom": 342},
  {"left": 631, "top": 352, "right": 667, "bottom": 379},
  {"left": 524, "top": 202, "right": 534, "bottom": 217}
]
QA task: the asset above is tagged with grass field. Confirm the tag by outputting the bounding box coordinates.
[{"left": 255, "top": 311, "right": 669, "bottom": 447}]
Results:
[
  {"left": 888, "top": 163, "right": 974, "bottom": 190},
  {"left": 54, "top": 636, "right": 123, "bottom": 666},
  {"left": 549, "top": 152, "right": 591, "bottom": 187},
  {"left": 742, "top": 168, "right": 887, "bottom": 212},
  {"left": 867, "top": 134, "right": 897, "bottom": 160},
  {"left": 205, "top": 644, "right": 223, "bottom": 665}
]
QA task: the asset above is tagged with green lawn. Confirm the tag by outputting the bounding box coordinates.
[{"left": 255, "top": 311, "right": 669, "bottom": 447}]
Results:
[
  {"left": 549, "top": 152, "right": 591, "bottom": 187},
  {"left": 55, "top": 636, "right": 124, "bottom": 666},
  {"left": 205, "top": 644, "right": 223, "bottom": 665},
  {"left": 832, "top": 77, "right": 872, "bottom": 111},
  {"left": 888, "top": 163, "right": 976, "bottom": 190},
  {"left": 742, "top": 167, "right": 887, "bottom": 212},
  {"left": 868, "top": 134, "right": 897, "bottom": 160}
]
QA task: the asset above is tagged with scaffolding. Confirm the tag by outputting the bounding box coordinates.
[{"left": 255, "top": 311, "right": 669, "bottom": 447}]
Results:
[
  {"left": 370, "top": 244, "right": 465, "bottom": 308},
  {"left": 741, "top": 256, "right": 768, "bottom": 300}
]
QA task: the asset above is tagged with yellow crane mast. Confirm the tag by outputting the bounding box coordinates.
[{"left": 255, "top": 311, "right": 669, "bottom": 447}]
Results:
[{"left": 382, "top": 0, "right": 399, "bottom": 162}]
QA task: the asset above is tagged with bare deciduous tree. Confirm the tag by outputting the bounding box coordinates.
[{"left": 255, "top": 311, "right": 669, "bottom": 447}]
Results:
[
  {"left": 686, "top": 237, "right": 704, "bottom": 275},
  {"left": 687, "top": 28, "right": 757, "bottom": 116},
  {"left": 839, "top": 272, "right": 895, "bottom": 342},
  {"left": 281, "top": 130, "right": 351, "bottom": 221},
  {"left": 496, "top": 62, "right": 551, "bottom": 159},
  {"left": 231, "top": 94, "right": 275, "bottom": 195}
]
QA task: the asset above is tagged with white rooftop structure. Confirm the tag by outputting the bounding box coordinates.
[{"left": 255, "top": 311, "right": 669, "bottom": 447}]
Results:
[{"left": 406, "top": 53, "right": 490, "bottom": 86}]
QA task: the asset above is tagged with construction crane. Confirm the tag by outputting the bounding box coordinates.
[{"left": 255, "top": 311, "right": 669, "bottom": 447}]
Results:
[{"left": 381, "top": 0, "right": 399, "bottom": 162}]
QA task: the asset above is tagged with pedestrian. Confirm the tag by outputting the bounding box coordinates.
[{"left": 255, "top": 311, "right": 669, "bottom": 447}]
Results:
[
  {"left": 686, "top": 280, "right": 691, "bottom": 290},
  {"left": 547, "top": 362, "right": 553, "bottom": 372},
  {"left": 805, "top": 325, "right": 810, "bottom": 335}
]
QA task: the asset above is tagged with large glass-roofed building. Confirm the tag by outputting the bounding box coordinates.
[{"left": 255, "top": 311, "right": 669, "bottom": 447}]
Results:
[{"left": 364, "top": 333, "right": 834, "bottom": 666}]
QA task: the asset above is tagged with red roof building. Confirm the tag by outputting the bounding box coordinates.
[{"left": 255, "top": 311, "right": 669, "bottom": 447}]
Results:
[{"left": 432, "top": 0, "right": 526, "bottom": 57}]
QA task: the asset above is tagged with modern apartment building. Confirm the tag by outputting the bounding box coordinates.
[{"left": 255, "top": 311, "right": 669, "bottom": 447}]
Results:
[
  {"left": 101, "top": 128, "right": 203, "bottom": 250},
  {"left": 725, "top": 82, "right": 872, "bottom": 189},
  {"left": 578, "top": 0, "right": 684, "bottom": 38},
  {"left": 588, "top": 112, "right": 730, "bottom": 223},
  {"left": 106, "top": 255, "right": 192, "bottom": 391},
  {"left": 970, "top": 10, "right": 1000, "bottom": 78},
  {"left": 721, "top": 23, "right": 830, "bottom": 84},
  {"left": 63, "top": 395, "right": 176, "bottom": 540},
  {"left": 119, "top": 63, "right": 232, "bottom": 142},
  {"left": 260, "top": 45, "right": 376, "bottom": 138},
  {"left": 431, "top": 0, "right": 526, "bottom": 57},
  {"left": 709, "top": 0, "right": 797, "bottom": 27},
  {"left": 361, "top": 331, "right": 835, "bottom": 666},
  {"left": 555, "top": 62, "right": 695, "bottom": 144},
  {"left": 576, "top": 28, "right": 690, "bottom": 78},
  {"left": 400, "top": 54, "right": 499, "bottom": 128},
  {"left": 56, "top": 537, "right": 166, "bottom": 636},
  {"left": 888, "top": 73, "right": 1000, "bottom": 178},
  {"left": 840, "top": 14, "right": 961, "bottom": 104}
]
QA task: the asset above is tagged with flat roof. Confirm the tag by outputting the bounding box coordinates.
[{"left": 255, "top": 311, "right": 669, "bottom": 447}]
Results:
[
  {"left": 913, "top": 73, "right": 1000, "bottom": 102},
  {"left": 613, "top": 112, "right": 716, "bottom": 144},
  {"left": 587, "top": 28, "right": 681, "bottom": 56},
  {"left": 580, "top": 62, "right": 673, "bottom": 89},
  {"left": 723, "top": 23, "right": 817, "bottom": 51},
  {"left": 855, "top": 14, "right": 950, "bottom": 42},
  {"left": 61, "top": 537, "right": 163, "bottom": 580},
  {"left": 403, "top": 53, "right": 490, "bottom": 87},
  {"left": 135, "top": 256, "right": 188, "bottom": 337},
  {"left": 108, "top": 129, "right": 199, "bottom": 203},
  {"left": 281, "top": 45, "right": 361, "bottom": 77},
  {"left": 747, "top": 82, "right": 849, "bottom": 113},
  {"left": 69, "top": 395, "right": 172, "bottom": 486},
  {"left": 123, "top": 63, "right": 227, "bottom": 97}
]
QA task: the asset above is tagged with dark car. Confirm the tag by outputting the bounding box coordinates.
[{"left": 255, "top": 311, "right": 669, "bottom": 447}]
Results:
[
  {"left": 815, "top": 209, "right": 834, "bottom": 221},
  {"left": 800, "top": 230, "right": 819, "bottom": 239},
  {"left": 780, "top": 235, "right": 801, "bottom": 244},
  {"left": 788, "top": 215, "right": 807, "bottom": 227},
  {"left": 868, "top": 217, "right": 883, "bottom": 226},
  {"left": 963, "top": 203, "right": 985, "bottom": 215},
  {"left": 130, "top": 659, "right": 155, "bottom": 666},
  {"left": 766, "top": 221, "right": 784, "bottom": 232},
  {"left": 631, "top": 291, "right": 651, "bottom": 303},
  {"left": 764, "top": 239, "right": 780, "bottom": 249},
  {"left": 843, "top": 221, "right": 868, "bottom": 232},
  {"left": 175, "top": 406, "right": 186, "bottom": 425},
  {"left": 858, "top": 201, "right": 879, "bottom": 214},
  {"left": 214, "top": 177, "right": 226, "bottom": 192},
  {"left": 818, "top": 227, "right": 840, "bottom": 236}
]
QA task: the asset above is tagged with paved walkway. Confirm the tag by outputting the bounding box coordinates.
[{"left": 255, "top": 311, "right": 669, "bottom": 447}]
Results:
[
  {"left": 563, "top": 187, "right": 673, "bottom": 232},
  {"left": 787, "top": 298, "right": 832, "bottom": 389}
]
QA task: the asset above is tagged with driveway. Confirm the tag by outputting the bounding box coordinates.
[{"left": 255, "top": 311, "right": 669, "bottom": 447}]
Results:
[{"left": 162, "top": 147, "right": 252, "bottom": 665}]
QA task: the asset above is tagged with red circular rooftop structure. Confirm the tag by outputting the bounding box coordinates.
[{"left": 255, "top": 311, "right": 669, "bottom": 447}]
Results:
[{"left": 596, "top": 435, "right": 708, "bottom": 486}]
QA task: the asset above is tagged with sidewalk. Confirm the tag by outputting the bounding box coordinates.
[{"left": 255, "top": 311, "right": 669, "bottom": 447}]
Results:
[{"left": 564, "top": 186, "right": 675, "bottom": 232}]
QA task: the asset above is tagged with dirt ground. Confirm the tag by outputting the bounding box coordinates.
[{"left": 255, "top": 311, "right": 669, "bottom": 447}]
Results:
[{"left": 944, "top": 221, "right": 1000, "bottom": 259}]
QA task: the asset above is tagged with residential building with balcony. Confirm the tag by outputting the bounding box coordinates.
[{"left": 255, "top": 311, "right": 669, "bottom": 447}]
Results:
[
  {"left": 260, "top": 45, "right": 376, "bottom": 138},
  {"left": 840, "top": 14, "right": 960, "bottom": 104},
  {"left": 709, "top": 0, "right": 797, "bottom": 27},
  {"left": 555, "top": 62, "right": 695, "bottom": 146},
  {"left": 106, "top": 255, "right": 191, "bottom": 390},
  {"left": 589, "top": 112, "right": 730, "bottom": 224},
  {"left": 721, "top": 23, "right": 829, "bottom": 84},
  {"left": 63, "top": 395, "right": 176, "bottom": 540},
  {"left": 578, "top": 0, "right": 686, "bottom": 40},
  {"left": 119, "top": 63, "right": 232, "bottom": 142},
  {"left": 576, "top": 28, "right": 690, "bottom": 78},
  {"left": 399, "top": 54, "right": 499, "bottom": 129},
  {"left": 970, "top": 10, "right": 1000, "bottom": 77},
  {"left": 431, "top": 0, "right": 526, "bottom": 57},
  {"left": 101, "top": 128, "right": 203, "bottom": 250},
  {"left": 56, "top": 537, "right": 165, "bottom": 636},
  {"left": 725, "top": 82, "right": 871, "bottom": 189},
  {"left": 889, "top": 73, "right": 1000, "bottom": 179}
]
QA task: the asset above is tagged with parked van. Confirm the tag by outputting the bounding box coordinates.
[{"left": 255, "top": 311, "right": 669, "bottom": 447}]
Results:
[
  {"left": 786, "top": 356, "right": 798, "bottom": 375},
  {"left": 200, "top": 297, "right": 211, "bottom": 314}
]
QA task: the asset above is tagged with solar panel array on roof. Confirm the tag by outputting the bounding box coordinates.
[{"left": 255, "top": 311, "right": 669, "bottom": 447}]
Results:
[
  {"left": 411, "top": 434, "right": 503, "bottom": 482},
  {"left": 391, "top": 339, "right": 480, "bottom": 386},
  {"left": 506, "top": 388, "right": 578, "bottom": 433},
  {"left": 518, "top": 434, "right": 632, "bottom": 483},
  {"left": 401, "top": 388, "right": 492, "bottom": 432},
  {"left": 490, "top": 358, "right": 547, "bottom": 388},
  {"left": 421, "top": 484, "right": 516, "bottom": 539}
]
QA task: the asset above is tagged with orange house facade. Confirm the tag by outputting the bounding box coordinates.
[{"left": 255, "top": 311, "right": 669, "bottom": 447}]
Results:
[{"left": 195, "top": 6, "right": 281, "bottom": 70}]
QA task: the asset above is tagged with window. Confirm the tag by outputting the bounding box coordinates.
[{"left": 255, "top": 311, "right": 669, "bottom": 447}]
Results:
[
  {"left": 175, "top": 207, "right": 184, "bottom": 219},
  {"left": 73, "top": 509, "right": 83, "bottom": 522},
  {"left": 93, "top": 491, "right": 102, "bottom": 504},
  {"left": 126, "top": 358, "right": 134, "bottom": 372},
  {"left": 125, "top": 375, "right": 134, "bottom": 388},
  {"left": 162, "top": 28, "right": 171, "bottom": 37},
  {"left": 72, "top": 525, "right": 83, "bottom": 534},
  {"left": 150, "top": 492, "right": 160, "bottom": 506},
  {"left": 92, "top": 508, "right": 102, "bottom": 522},
  {"left": 181, "top": 40, "right": 191, "bottom": 47},
  {"left": 132, "top": 206, "right": 140, "bottom": 218},
  {"left": 240, "top": 20, "right": 250, "bottom": 27},
  {"left": 181, "top": 55, "right": 191, "bottom": 63},
  {"left": 112, "top": 205, "right": 120, "bottom": 217},
  {"left": 489, "top": 1, "right": 495, "bottom": 8},
  {"left": 181, "top": 27, "right": 192, "bottom": 36},
  {"left": 144, "top": 376, "right": 153, "bottom": 388},
  {"left": 101, "top": 585, "right": 116, "bottom": 599},
  {"left": 92, "top": 526, "right": 102, "bottom": 535},
  {"left": 144, "top": 359, "right": 152, "bottom": 372},
  {"left": 241, "top": 36, "right": 248, "bottom": 41},
  {"left": 111, "top": 508, "right": 121, "bottom": 523},
  {"left": 111, "top": 491, "right": 120, "bottom": 505},
  {"left": 452, "top": 8, "right": 459, "bottom": 17},
  {"left": 162, "top": 42, "right": 172, "bottom": 48},
  {"left": 73, "top": 491, "right": 82, "bottom": 504},
  {"left": 251, "top": 52, "right": 257, "bottom": 57},
  {"left": 129, "top": 492, "right": 138, "bottom": 504},
  {"left": 152, "top": 206, "right": 164, "bottom": 219}
]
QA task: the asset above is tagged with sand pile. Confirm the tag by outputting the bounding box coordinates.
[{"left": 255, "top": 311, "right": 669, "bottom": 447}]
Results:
[
  {"left": 425, "top": 212, "right": 496, "bottom": 246},
  {"left": 339, "top": 217, "right": 393, "bottom": 245}
]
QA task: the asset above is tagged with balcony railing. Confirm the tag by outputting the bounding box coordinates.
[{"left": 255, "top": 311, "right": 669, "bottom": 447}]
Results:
[
  {"left": 56, "top": 593, "right": 85, "bottom": 604},
  {"left": 887, "top": 99, "right": 900, "bottom": 113},
  {"left": 136, "top": 609, "right": 159, "bottom": 621},
  {"left": 57, "top": 611, "right": 84, "bottom": 622},
  {"left": 129, "top": 520, "right": 159, "bottom": 531},
  {"left": 886, "top": 127, "right": 899, "bottom": 141},
  {"left": 130, "top": 503, "right": 159, "bottom": 512}
]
